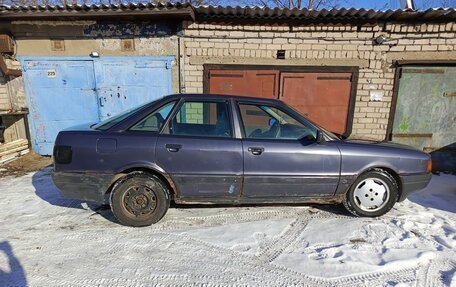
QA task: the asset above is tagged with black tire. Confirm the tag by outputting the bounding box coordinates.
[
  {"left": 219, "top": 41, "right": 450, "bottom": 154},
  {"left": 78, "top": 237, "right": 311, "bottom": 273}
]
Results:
[
  {"left": 343, "top": 169, "right": 399, "bottom": 217},
  {"left": 110, "top": 172, "right": 170, "bottom": 227}
]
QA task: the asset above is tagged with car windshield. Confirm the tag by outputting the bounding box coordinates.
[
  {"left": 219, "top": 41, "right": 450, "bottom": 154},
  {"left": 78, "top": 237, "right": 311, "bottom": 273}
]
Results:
[
  {"left": 318, "top": 126, "right": 341, "bottom": 140},
  {"left": 92, "top": 102, "right": 153, "bottom": 131}
]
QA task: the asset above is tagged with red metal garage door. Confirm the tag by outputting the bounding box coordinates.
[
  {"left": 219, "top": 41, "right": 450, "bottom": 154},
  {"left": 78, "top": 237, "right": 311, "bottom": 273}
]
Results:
[
  {"left": 207, "top": 68, "right": 354, "bottom": 136},
  {"left": 208, "top": 70, "right": 279, "bottom": 99},
  {"left": 279, "top": 72, "right": 352, "bottom": 135}
]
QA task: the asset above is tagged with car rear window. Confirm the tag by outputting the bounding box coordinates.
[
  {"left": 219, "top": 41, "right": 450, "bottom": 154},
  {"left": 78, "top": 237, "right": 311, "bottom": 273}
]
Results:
[
  {"left": 92, "top": 105, "right": 148, "bottom": 131},
  {"left": 129, "top": 101, "right": 176, "bottom": 132}
]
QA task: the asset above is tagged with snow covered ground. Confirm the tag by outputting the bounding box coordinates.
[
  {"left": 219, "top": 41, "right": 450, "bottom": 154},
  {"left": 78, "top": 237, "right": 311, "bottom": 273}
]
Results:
[{"left": 0, "top": 167, "right": 455, "bottom": 287}]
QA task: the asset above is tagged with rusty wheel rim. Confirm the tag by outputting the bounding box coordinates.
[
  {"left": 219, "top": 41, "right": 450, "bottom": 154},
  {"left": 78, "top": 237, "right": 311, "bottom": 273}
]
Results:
[{"left": 123, "top": 185, "right": 157, "bottom": 217}]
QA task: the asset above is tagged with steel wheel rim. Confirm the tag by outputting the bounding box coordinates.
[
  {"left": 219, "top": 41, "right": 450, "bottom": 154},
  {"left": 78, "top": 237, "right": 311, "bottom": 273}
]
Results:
[
  {"left": 353, "top": 178, "right": 390, "bottom": 212},
  {"left": 123, "top": 185, "right": 157, "bottom": 217}
]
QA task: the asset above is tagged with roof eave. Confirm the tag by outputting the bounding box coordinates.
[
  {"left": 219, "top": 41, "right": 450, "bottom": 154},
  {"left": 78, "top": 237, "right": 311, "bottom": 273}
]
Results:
[{"left": 0, "top": 7, "right": 195, "bottom": 21}]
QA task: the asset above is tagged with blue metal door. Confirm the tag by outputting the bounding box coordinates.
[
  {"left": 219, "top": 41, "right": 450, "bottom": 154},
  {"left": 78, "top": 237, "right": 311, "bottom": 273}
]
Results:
[
  {"left": 22, "top": 60, "right": 99, "bottom": 155},
  {"left": 95, "top": 57, "right": 173, "bottom": 120},
  {"left": 21, "top": 56, "right": 174, "bottom": 155}
]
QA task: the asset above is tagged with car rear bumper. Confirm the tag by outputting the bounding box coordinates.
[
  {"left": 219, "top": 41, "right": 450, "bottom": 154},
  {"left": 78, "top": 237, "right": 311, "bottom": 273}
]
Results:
[
  {"left": 398, "top": 173, "right": 432, "bottom": 202},
  {"left": 52, "top": 172, "right": 113, "bottom": 203}
]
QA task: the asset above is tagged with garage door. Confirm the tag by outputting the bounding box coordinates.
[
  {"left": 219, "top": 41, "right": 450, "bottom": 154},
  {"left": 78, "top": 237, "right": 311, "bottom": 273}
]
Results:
[
  {"left": 207, "top": 67, "right": 355, "bottom": 136},
  {"left": 280, "top": 72, "right": 352, "bottom": 135},
  {"left": 391, "top": 65, "right": 456, "bottom": 172},
  {"left": 94, "top": 58, "right": 173, "bottom": 120},
  {"left": 22, "top": 56, "right": 174, "bottom": 155},
  {"left": 208, "top": 70, "right": 279, "bottom": 99}
]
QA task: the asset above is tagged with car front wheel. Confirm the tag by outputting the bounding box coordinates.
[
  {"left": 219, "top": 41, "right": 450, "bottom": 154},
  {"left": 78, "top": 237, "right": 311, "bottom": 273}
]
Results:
[
  {"left": 343, "top": 169, "right": 399, "bottom": 217},
  {"left": 110, "top": 172, "right": 170, "bottom": 227}
]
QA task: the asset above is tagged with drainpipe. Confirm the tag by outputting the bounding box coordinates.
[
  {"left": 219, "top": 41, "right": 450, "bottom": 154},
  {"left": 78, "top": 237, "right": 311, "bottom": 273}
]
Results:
[{"left": 178, "top": 25, "right": 186, "bottom": 93}]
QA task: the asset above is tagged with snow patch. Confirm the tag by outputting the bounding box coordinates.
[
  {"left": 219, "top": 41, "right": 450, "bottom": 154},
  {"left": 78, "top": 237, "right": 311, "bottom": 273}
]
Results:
[{"left": 0, "top": 171, "right": 455, "bottom": 286}]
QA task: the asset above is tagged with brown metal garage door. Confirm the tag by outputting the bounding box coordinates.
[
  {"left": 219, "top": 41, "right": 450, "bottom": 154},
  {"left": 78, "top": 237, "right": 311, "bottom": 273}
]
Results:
[
  {"left": 208, "top": 70, "right": 279, "bottom": 99},
  {"left": 206, "top": 67, "right": 355, "bottom": 136},
  {"left": 280, "top": 72, "right": 352, "bottom": 135}
]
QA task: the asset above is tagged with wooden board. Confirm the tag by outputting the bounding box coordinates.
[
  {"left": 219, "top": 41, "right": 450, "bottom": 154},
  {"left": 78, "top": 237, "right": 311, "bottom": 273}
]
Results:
[
  {"left": 0, "top": 144, "right": 28, "bottom": 157},
  {"left": 0, "top": 139, "right": 28, "bottom": 153},
  {"left": 0, "top": 149, "right": 29, "bottom": 165}
]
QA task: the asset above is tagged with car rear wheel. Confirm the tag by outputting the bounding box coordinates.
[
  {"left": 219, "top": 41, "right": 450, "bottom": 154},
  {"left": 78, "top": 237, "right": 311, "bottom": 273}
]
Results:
[
  {"left": 110, "top": 172, "right": 170, "bottom": 227},
  {"left": 343, "top": 169, "right": 399, "bottom": 217}
]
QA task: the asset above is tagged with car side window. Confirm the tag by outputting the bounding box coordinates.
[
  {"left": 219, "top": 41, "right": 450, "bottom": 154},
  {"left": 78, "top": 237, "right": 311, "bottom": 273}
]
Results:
[
  {"left": 238, "top": 103, "right": 317, "bottom": 140},
  {"left": 129, "top": 101, "right": 176, "bottom": 132},
  {"left": 169, "top": 101, "right": 233, "bottom": 138}
]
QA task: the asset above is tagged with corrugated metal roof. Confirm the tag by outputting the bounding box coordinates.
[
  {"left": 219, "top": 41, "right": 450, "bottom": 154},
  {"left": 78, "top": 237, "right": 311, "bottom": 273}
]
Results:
[
  {"left": 194, "top": 6, "right": 456, "bottom": 23},
  {"left": 0, "top": 2, "right": 194, "bottom": 20},
  {"left": 0, "top": 2, "right": 191, "bottom": 12},
  {"left": 0, "top": 2, "right": 455, "bottom": 23}
]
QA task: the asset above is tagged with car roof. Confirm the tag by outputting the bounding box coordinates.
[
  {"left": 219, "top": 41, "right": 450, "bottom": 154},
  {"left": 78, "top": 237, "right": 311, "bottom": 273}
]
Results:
[{"left": 165, "top": 93, "right": 283, "bottom": 104}]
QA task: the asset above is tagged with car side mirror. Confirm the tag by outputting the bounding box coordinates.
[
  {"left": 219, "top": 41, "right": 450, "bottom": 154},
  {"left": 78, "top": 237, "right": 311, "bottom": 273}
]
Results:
[{"left": 316, "top": 130, "right": 325, "bottom": 144}]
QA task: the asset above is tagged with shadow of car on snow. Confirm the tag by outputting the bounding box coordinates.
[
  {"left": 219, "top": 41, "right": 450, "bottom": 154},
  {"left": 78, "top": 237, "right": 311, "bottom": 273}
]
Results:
[
  {"left": 32, "top": 167, "right": 354, "bottom": 225},
  {"left": 32, "top": 166, "right": 456, "bottom": 226}
]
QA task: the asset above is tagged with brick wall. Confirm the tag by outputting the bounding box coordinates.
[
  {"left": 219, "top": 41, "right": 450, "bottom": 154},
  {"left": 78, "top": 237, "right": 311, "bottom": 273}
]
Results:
[
  {"left": 185, "top": 102, "right": 204, "bottom": 124},
  {"left": 181, "top": 21, "right": 456, "bottom": 140}
]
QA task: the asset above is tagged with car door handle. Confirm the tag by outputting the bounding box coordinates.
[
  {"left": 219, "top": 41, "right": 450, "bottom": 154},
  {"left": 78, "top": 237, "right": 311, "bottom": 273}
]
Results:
[
  {"left": 165, "top": 144, "right": 182, "bottom": 152},
  {"left": 248, "top": 147, "right": 264, "bottom": 155}
]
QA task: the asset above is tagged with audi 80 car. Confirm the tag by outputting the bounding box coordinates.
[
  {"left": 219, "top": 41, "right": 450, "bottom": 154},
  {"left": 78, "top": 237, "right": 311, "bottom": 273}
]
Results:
[{"left": 52, "top": 94, "right": 432, "bottom": 226}]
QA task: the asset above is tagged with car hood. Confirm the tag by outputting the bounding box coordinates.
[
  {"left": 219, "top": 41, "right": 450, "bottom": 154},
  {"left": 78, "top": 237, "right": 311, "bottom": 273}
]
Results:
[
  {"left": 334, "top": 138, "right": 429, "bottom": 160},
  {"left": 341, "top": 139, "right": 422, "bottom": 152}
]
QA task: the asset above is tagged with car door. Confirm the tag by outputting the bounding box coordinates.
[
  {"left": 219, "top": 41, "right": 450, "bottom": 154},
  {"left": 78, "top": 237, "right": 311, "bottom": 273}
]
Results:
[
  {"left": 156, "top": 99, "right": 243, "bottom": 199},
  {"left": 237, "top": 101, "right": 341, "bottom": 198}
]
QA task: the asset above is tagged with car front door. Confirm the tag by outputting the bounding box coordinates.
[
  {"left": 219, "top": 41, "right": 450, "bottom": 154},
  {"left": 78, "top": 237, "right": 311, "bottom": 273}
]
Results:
[
  {"left": 156, "top": 99, "right": 243, "bottom": 200},
  {"left": 237, "top": 102, "right": 341, "bottom": 198}
]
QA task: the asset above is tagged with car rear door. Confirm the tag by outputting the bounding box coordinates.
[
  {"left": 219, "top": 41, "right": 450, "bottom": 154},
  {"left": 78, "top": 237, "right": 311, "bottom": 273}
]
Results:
[
  {"left": 156, "top": 99, "right": 243, "bottom": 200},
  {"left": 236, "top": 101, "right": 341, "bottom": 198}
]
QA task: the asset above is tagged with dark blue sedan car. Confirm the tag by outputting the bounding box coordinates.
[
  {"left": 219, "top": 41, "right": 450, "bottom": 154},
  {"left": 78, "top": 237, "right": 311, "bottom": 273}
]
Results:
[{"left": 52, "top": 94, "right": 432, "bottom": 226}]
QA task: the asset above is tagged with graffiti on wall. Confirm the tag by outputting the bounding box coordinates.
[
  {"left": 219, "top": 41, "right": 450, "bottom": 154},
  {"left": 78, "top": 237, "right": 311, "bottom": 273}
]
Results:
[{"left": 83, "top": 22, "right": 176, "bottom": 38}]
